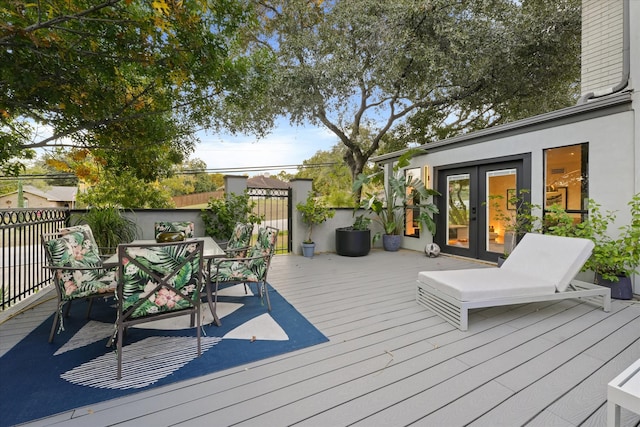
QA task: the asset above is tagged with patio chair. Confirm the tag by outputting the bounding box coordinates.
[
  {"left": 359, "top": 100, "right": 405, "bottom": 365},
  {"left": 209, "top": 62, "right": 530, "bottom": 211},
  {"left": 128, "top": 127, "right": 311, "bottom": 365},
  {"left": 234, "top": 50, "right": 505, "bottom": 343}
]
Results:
[
  {"left": 113, "top": 239, "right": 204, "bottom": 380},
  {"left": 154, "top": 221, "right": 195, "bottom": 239},
  {"left": 217, "top": 222, "right": 254, "bottom": 257},
  {"left": 416, "top": 233, "right": 611, "bottom": 331},
  {"left": 205, "top": 226, "right": 278, "bottom": 326},
  {"left": 42, "top": 226, "right": 117, "bottom": 343}
]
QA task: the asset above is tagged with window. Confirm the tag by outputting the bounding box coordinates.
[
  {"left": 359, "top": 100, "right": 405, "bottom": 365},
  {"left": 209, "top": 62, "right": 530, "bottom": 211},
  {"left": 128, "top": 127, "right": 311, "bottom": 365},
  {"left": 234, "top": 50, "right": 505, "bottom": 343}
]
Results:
[{"left": 544, "top": 143, "right": 588, "bottom": 223}]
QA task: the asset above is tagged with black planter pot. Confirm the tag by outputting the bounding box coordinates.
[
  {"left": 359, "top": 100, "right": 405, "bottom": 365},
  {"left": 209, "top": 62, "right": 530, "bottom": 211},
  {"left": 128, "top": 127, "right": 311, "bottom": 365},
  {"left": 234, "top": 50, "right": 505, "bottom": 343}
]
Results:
[
  {"left": 596, "top": 273, "right": 633, "bottom": 300},
  {"left": 335, "top": 227, "right": 371, "bottom": 257}
]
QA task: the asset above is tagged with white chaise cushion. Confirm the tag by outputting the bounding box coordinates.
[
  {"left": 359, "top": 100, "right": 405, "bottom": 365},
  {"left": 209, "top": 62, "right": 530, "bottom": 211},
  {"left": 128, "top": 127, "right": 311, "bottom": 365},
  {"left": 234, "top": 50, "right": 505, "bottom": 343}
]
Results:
[
  {"left": 418, "top": 268, "right": 556, "bottom": 302},
  {"left": 500, "top": 233, "right": 594, "bottom": 292}
]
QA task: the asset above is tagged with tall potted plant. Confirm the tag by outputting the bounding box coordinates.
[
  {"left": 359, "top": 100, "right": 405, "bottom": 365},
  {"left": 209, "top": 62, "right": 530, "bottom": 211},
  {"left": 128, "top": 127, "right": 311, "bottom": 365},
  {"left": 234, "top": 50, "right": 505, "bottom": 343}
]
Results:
[
  {"left": 296, "top": 193, "right": 335, "bottom": 257},
  {"left": 353, "top": 150, "right": 439, "bottom": 251}
]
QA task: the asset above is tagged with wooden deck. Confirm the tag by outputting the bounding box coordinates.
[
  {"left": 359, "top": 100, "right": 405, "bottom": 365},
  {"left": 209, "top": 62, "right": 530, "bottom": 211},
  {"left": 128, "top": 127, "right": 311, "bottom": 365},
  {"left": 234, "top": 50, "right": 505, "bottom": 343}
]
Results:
[{"left": 2, "top": 249, "right": 640, "bottom": 426}]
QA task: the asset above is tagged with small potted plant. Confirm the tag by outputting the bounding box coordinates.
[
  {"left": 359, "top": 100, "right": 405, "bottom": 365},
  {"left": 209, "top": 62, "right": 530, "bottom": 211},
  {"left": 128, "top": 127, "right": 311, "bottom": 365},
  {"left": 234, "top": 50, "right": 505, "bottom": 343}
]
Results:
[
  {"left": 353, "top": 150, "right": 439, "bottom": 251},
  {"left": 296, "top": 193, "right": 335, "bottom": 257},
  {"left": 335, "top": 214, "right": 372, "bottom": 257}
]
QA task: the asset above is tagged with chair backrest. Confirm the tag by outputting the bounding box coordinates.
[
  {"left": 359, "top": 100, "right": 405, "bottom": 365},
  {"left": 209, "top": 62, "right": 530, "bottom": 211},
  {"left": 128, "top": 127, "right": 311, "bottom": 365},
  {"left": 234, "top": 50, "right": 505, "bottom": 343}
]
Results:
[
  {"left": 227, "top": 222, "right": 254, "bottom": 250},
  {"left": 117, "top": 240, "right": 203, "bottom": 319},
  {"left": 43, "top": 228, "right": 102, "bottom": 268},
  {"left": 59, "top": 224, "right": 99, "bottom": 250},
  {"left": 154, "top": 221, "right": 195, "bottom": 239},
  {"left": 41, "top": 229, "right": 110, "bottom": 301},
  {"left": 501, "top": 233, "right": 594, "bottom": 292},
  {"left": 247, "top": 226, "right": 278, "bottom": 279}
]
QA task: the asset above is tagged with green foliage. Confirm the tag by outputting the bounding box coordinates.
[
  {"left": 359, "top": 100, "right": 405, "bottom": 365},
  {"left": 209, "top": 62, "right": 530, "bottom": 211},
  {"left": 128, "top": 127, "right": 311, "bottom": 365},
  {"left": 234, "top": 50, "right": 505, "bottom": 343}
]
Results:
[
  {"left": 254, "top": 0, "right": 580, "bottom": 196},
  {"left": 296, "top": 193, "right": 335, "bottom": 243},
  {"left": 544, "top": 195, "right": 640, "bottom": 282},
  {"left": 351, "top": 215, "right": 372, "bottom": 231},
  {"left": 201, "top": 192, "right": 263, "bottom": 242},
  {"left": 74, "top": 207, "right": 138, "bottom": 255},
  {"left": 162, "top": 159, "right": 222, "bottom": 197},
  {"left": 353, "top": 151, "right": 439, "bottom": 240},
  {"left": 495, "top": 193, "right": 640, "bottom": 281},
  {"left": 1, "top": 0, "right": 275, "bottom": 176},
  {"left": 77, "top": 170, "right": 174, "bottom": 209},
  {"left": 295, "top": 143, "right": 353, "bottom": 205}
]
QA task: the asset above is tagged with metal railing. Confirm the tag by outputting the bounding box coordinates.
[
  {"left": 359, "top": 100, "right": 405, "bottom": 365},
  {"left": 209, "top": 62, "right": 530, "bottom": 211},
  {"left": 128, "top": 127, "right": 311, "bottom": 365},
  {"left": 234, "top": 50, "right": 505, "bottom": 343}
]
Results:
[{"left": 1, "top": 208, "right": 69, "bottom": 310}]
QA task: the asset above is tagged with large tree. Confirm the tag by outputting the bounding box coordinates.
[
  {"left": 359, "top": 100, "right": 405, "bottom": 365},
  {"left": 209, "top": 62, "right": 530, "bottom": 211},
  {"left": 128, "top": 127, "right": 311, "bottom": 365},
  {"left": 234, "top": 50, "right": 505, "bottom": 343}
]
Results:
[
  {"left": 252, "top": 0, "right": 581, "bottom": 199},
  {"left": 0, "top": 0, "right": 274, "bottom": 177}
]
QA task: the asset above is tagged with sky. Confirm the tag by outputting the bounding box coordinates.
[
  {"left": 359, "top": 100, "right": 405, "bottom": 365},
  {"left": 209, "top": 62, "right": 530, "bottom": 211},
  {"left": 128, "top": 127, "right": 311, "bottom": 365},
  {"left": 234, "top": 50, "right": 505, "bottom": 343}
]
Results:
[{"left": 194, "top": 119, "right": 338, "bottom": 176}]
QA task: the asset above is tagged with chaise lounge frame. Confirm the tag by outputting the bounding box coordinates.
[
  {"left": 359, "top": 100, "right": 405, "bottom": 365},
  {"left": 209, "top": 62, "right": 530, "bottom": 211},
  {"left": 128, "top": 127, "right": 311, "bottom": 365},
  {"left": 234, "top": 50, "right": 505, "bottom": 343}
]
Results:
[
  {"left": 416, "top": 278, "right": 611, "bottom": 331},
  {"left": 416, "top": 233, "right": 612, "bottom": 331}
]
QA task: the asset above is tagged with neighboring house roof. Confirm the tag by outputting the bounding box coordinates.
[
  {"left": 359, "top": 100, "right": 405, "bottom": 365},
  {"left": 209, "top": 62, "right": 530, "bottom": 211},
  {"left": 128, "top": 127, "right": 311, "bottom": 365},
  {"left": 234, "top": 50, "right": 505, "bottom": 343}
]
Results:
[
  {"left": 247, "top": 175, "right": 290, "bottom": 189},
  {"left": 0, "top": 185, "right": 77, "bottom": 202}
]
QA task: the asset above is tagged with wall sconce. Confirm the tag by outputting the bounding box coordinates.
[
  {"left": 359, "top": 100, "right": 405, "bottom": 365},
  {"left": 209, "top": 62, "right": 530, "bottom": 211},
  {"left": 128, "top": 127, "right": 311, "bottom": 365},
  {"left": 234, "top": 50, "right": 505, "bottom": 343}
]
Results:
[{"left": 423, "top": 165, "right": 431, "bottom": 189}]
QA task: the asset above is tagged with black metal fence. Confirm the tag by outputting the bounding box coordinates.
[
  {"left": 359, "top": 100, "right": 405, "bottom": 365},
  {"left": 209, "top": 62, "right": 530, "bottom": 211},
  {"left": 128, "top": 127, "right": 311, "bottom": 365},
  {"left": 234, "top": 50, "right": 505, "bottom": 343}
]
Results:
[
  {"left": 1, "top": 208, "right": 69, "bottom": 310},
  {"left": 248, "top": 187, "right": 292, "bottom": 253}
]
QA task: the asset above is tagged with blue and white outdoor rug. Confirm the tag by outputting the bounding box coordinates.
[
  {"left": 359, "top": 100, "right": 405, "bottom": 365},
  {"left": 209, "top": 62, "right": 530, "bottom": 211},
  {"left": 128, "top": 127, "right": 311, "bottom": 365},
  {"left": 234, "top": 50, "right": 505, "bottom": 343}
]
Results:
[{"left": 0, "top": 284, "right": 328, "bottom": 427}]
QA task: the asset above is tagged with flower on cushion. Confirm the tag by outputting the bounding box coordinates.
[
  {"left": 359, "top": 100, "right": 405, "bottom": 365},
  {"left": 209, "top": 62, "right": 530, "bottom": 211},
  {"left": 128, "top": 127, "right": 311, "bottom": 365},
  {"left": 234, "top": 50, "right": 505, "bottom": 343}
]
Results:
[
  {"left": 71, "top": 242, "right": 88, "bottom": 260},
  {"left": 64, "top": 280, "right": 77, "bottom": 296},
  {"left": 154, "top": 287, "right": 182, "bottom": 308}
]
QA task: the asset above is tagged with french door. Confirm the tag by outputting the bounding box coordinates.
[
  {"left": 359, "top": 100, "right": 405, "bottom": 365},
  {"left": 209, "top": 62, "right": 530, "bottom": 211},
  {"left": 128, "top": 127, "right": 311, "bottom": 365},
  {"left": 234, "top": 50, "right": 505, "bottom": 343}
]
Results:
[{"left": 435, "top": 159, "right": 530, "bottom": 262}]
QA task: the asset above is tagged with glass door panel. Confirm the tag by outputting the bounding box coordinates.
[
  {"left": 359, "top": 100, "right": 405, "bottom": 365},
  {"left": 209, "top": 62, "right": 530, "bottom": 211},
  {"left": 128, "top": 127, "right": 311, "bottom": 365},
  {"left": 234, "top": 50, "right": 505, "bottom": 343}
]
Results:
[
  {"left": 485, "top": 169, "right": 517, "bottom": 255},
  {"left": 447, "top": 174, "right": 470, "bottom": 249}
]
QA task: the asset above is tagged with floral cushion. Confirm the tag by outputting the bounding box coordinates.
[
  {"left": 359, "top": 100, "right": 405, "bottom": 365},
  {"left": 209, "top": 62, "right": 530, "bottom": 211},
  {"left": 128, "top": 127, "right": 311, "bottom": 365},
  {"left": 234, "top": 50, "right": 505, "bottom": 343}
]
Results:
[
  {"left": 213, "top": 227, "right": 277, "bottom": 283},
  {"left": 59, "top": 224, "right": 98, "bottom": 248},
  {"left": 225, "top": 222, "right": 254, "bottom": 257},
  {"left": 45, "top": 231, "right": 116, "bottom": 301},
  {"left": 154, "top": 221, "right": 195, "bottom": 239},
  {"left": 247, "top": 227, "right": 278, "bottom": 276},
  {"left": 119, "top": 242, "right": 201, "bottom": 319}
]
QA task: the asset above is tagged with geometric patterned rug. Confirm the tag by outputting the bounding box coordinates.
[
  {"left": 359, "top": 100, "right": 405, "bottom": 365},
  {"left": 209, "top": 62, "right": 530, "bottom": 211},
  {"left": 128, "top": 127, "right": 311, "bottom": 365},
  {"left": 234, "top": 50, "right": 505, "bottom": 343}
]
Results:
[{"left": 0, "top": 283, "right": 328, "bottom": 426}]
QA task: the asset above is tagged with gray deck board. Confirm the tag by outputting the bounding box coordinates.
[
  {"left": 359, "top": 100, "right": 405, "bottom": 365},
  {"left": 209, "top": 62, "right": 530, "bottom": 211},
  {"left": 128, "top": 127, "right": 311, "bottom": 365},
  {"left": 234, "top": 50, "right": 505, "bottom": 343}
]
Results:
[{"left": 1, "top": 249, "right": 639, "bottom": 427}]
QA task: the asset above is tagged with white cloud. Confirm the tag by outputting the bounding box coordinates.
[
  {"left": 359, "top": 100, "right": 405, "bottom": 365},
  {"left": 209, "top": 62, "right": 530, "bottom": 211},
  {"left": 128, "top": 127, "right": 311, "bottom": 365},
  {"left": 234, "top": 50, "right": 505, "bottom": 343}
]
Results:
[{"left": 194, "top": 122, "right": 336, "bottom": 175}]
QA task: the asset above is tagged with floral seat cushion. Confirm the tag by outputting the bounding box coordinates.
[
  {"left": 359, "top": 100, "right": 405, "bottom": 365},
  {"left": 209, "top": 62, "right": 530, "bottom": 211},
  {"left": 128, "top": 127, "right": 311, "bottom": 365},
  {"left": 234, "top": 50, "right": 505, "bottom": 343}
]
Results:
[
  {"left": 214, "top": 226, "right": 278, "bottom": 282},
  {"left": 154, "top": 221, "right": 195, "bottom": 239},
  {"left": 224, "top": 222, "right": 254, "bottom": 257},
  {"left": 45, "top": 230, "right": 116, "bottom": 301},
  {"left": 120, "top": 243, "right": 202, "bottom": 319}
]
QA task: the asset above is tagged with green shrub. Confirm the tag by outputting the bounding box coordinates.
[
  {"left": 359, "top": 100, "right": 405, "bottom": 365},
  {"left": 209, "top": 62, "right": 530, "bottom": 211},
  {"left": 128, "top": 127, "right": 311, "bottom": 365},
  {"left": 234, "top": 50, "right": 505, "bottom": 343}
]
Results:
[
  {"left": 201, "top": 192, "right": 263, "bottom": 241},
  {"left": 75, "top": 206, "right": 138, "bottom": 255}
]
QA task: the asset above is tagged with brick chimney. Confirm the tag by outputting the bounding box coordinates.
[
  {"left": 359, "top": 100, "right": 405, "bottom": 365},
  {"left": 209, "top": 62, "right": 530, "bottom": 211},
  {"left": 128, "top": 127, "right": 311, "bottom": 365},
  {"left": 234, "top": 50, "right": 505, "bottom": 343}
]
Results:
[{"left": 580, "top": 0, "right": 629, "bottom": 100}]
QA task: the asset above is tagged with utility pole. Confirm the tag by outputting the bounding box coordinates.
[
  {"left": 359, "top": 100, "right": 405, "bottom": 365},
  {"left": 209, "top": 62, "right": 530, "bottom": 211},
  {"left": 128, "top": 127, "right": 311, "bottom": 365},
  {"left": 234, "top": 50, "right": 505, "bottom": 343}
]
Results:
[{"left": 17, "top": 179, "right": 24, "bottom": 208}]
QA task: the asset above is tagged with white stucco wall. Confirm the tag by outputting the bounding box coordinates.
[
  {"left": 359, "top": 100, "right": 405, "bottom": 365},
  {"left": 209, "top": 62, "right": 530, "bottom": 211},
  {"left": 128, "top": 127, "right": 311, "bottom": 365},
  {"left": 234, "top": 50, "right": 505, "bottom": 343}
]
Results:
[{"left": 394, "top": 106, "right": 637, "bottom": 290}]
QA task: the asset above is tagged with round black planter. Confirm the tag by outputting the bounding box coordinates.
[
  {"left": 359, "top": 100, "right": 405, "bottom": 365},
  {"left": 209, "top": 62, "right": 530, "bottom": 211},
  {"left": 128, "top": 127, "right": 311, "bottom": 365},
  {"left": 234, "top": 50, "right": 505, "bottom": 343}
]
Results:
[
  {"left": 335, "top": 227, "right": 371, "bottom": 257},
  {"left": 597, "top": 273, "right": 633, "bottom": 300}
]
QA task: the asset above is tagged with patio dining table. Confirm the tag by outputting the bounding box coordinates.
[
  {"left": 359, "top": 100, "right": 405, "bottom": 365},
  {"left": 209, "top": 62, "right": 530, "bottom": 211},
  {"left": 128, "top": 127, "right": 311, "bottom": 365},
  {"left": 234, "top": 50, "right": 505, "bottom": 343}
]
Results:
[{"left": 103, "top": 237, "right": 227, "bottom": 326}]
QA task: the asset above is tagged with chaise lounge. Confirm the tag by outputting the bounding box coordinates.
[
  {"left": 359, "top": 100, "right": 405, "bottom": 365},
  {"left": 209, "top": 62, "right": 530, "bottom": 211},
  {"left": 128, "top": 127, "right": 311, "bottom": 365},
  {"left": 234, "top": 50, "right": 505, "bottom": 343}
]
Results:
[{"left": 416, "top": 233, "right": 611, "bottom": 331}]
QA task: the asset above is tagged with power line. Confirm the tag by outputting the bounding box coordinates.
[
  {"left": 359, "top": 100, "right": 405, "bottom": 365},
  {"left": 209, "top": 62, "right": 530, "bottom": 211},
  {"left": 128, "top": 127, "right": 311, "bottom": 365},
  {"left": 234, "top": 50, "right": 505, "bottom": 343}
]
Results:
[{"left": 0, "top": 162, "right": 338, "bottom": 180}]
